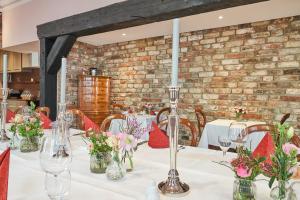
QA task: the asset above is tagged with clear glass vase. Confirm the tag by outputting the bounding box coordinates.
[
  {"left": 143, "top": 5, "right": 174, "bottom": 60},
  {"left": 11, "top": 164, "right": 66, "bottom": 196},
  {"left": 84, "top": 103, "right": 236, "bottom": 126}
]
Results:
[
  {"left": 106, "top": 151, "right": 126, "bottom": 181},
  {"left": 123, "top": 152, "right": 134, "bottom": 172},
  {"left": 20, "top": 136, "right": 39, "bottom": 152},
  {"left": 270, "top": 180, "right": 291, "bottom": 200},
  {"left": 90, "top": 152, "right": 111, "bottom": 174},
  {"left": 233, "top": 178, "right": 256, "bottom": 200},
  {"left": 9, "top": 133, "right": 19, "bottom": 150}
]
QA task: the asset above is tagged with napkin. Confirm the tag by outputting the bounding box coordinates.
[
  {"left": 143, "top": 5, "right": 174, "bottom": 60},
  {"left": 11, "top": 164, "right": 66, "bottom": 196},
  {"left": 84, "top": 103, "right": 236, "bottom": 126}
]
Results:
[
  {"left": 6, "top": 109, "right": 15, "bottom": 123},
  {"left": 83, "top": 115, "right": 100, "bottom": 132},
  {"left": 0, "top": 148, "right": 10, "bottom": 200},
  {"left": 253, "top": 132, "right": 274, "bottom": 163},
  {"left": 148, "top": 122, "right": 169, "bottom": 148},
  {"left": 39, "top": 112, "right": 52, "bottom": 129}
]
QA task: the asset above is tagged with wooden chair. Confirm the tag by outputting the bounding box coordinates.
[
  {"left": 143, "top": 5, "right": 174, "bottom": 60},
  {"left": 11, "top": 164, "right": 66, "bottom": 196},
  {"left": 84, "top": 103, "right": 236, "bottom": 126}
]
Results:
[
  {"left": 100, "top": 114, "right": 126, "bottom": 132},
  {"left": 35, "top": 106, "right": 50, "bottom": 117},
  {"left": 14, "top": 106, "right": 23, "bottom": 114},
  {"left": 156, "top": 107, "right": 171, "bottom": 124},
  {"left": 67, "top": 109, "right": 85, "bottom": 130},
  {"left": 158, "top": 118, "right": 198, "bottom": 147},
  {"left": 194, "top": 106, "right": 207, "bottom": 139},
  {"left": 280, "top": 113, "right": 290, "bottom": 125},
  {"left": 111, "top": 103, "right": 126, "bottom": 114},
  {"left": 245, "top": 124, "right": 275, "bottom": 135}
]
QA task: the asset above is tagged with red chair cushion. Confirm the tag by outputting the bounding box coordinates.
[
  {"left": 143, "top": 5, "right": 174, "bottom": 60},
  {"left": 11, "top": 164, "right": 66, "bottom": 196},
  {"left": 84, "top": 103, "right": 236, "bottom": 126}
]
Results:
[
  {"left": 83, "top": 115, "right": 100, "bottom": 132},
  {"left": 148, "top": 122, "right": 169, "bottom": 148},
  {"left": 39, "top": 112, "right": 52, "bottom": 129},
  {"left": 6, "top": 109, "right": 15, "bottom": 123},
  {"left": 0, "top": 148, "right": 10, "bottom": 200},
  {"left": 253, "top": 132, "right": 275, "bottom": 163}
]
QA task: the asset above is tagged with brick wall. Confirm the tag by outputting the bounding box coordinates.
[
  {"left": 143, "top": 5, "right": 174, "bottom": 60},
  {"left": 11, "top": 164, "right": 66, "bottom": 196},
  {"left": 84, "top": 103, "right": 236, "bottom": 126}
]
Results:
[{"left": 67, "top": 16, "right": 300, "bottom": 135}]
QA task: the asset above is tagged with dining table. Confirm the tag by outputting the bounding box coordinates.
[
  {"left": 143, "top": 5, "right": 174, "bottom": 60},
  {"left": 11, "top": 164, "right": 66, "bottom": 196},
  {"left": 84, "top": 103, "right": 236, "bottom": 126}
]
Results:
[
  {"left": 198, "top": 119, "right": 266, "bottom": 151},
  {"left": 0, "top": 127, "right": 274, "bottom": 200}
]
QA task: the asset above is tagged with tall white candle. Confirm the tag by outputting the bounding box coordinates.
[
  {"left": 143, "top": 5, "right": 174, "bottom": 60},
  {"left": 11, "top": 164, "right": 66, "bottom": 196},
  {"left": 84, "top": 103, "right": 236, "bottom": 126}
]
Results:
[
  {"left": 3, "top": 54, "right": 7, "bottom": 90},
  {"left": 171, "top": 18, "right": 180, "bottom": 87},
  {"left": 60, "top": 57, "right": 67, "bottom": 104}
]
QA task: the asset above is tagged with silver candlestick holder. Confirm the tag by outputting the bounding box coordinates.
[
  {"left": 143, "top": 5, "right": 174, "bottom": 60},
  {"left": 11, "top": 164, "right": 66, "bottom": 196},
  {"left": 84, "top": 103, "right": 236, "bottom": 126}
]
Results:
[
  {"left": 0, "top": 88, "right": 10, "bottom": 142},
  {"left": 158, "top": 86, "right": 189, "bottom": 196}
]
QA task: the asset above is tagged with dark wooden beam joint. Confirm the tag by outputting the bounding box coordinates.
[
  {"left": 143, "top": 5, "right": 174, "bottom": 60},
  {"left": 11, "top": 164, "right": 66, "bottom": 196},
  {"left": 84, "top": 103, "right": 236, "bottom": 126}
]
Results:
[
  {"left": 37, "top": 0, "right": 269, "bottom": 39},
  {"left": 47, "top": 35, "right": 76, "bottom": 74}
]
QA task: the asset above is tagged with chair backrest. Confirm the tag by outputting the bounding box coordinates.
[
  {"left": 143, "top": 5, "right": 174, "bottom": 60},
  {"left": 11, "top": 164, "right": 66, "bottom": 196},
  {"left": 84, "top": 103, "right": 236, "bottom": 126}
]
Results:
[
  {"left": 194, "top": 106, "right": 207, "bottom": 138},
  {"left": 156, "top": 107, "right": 171, "bottom": 124},
  {"left": 280, "top": 113, "right": 291, "bottom": 125},
  {"left": 100, "top": 114, "right": 126, "bottom": 132},
  {"left": 111, "top": 104, "right": 126, "bottom": 114},
  {"left": 35, "top": 107, "right": 50, "bottom": 117},
  {"left": 67, "top": 109, "right": 85, "bottom": 130},
  {"left": 245, "top": 124, "right": 275, "bottom": 135},
  {"left": 14, "top": 106, "right": 23, "bottom": 114},
  {"left": 158, "top": 118, "right": 198, "bottom": 147}
]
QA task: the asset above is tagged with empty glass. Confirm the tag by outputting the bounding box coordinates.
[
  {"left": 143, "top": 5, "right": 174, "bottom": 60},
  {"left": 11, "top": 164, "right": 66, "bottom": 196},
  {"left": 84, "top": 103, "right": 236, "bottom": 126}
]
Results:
[
  {"left": 218, "top": 136, "right": 231, "bottom": 156},
  {"left": 228, "top": 122, "right": 248, "bottom": 148},
  {"left": 45, "top": 170, "right": 71, "bottom": 200}
]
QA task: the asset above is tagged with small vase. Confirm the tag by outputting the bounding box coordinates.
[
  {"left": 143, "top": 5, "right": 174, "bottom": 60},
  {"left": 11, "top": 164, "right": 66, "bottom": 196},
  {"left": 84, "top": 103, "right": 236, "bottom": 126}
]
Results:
[
  {"left": 106, "top": 151, "right": 126, "bottom": 181},
  {"left": 123, "top": 153, "right": 134, "bottom": 172},
  {"left": 19, "top": 136, "right": 39, "bottom": 152},
  {"left": 90, "top": 152, "right": 111, "bottom": 174},
  {"left": 270, "top": 180, "right": 290, "bottom": 200},
  {"left": 233, "top": 178, "right": 256, "bottom": 200},
  {"left": 9, "top": 133, "right": 19, "bottom": 150}
]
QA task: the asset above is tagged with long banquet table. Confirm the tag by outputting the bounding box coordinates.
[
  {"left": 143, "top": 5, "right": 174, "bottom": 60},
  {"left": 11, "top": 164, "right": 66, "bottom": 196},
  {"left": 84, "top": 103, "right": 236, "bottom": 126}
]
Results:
[{"left": 2, "top": 128, "right": 272, "bottom": 200}]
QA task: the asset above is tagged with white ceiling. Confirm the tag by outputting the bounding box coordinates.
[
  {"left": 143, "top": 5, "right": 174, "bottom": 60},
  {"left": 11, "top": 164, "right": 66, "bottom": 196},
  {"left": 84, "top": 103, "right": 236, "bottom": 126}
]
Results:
[
  {"left": 0, "top": 0, "right": 28, "bottom": 10},
  {"left": 78, "top": 0, "right": 300, "bottom": 46}
]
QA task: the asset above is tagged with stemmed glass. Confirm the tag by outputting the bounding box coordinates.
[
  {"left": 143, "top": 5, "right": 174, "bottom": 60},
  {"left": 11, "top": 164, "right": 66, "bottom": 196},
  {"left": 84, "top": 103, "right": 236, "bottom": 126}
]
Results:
[
  {"left": 218, "top": 136, "right": 231, "bottom": 156},
  {"left": 40, "top": 114, "right": 72, "bottom": 199},
  {"left": 228, "top": 122, "right": 248, "bottom": 149}
]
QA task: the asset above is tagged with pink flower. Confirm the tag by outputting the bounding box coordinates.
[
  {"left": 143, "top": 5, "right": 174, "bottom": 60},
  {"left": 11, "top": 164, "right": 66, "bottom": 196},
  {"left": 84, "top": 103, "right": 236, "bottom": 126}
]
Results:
[
  {"left": 282, "top": 143, "right": 300, "bottom": 155},
  {"left": 105, "top": 132, "right": 113, "bottom": 137},
  {"left": 25, "top": 126, "right": 31, "bottom": 131},
  {"left": 236, "top": 165, "right": 252, "bottom": 178},
  {"left": 29, "top": 117, "right": 37, "bottom": 123}
]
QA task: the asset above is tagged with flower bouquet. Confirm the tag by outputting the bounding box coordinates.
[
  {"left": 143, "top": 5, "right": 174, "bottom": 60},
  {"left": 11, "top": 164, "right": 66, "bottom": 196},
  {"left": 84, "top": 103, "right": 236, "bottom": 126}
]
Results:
[
  {"left": 261, "top": 123, "right": 299, "bottom": 200},
  {"left": 120, "top": 116, "right": 150, "bottom": 171},
  {"left": 218, "top": 147, "right": 265, "bottom": 200},
  {"left": 142, "top": 103, "right": 154, "bottom": 115},
  {"left": 9, "top": 102, "right": 43, "bottom": 152},
  {"left": 233, "top": 107, "right": 247, "bottom": 121},
  {"left": 82, "top": 129, "right": 112, "bottom": 173}
]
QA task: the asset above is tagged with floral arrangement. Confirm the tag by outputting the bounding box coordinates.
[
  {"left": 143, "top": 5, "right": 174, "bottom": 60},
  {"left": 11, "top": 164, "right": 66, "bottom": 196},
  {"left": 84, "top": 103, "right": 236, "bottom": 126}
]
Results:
[
  {"left": 82, "top": 129, "right": 112, "bottom": 155},
  {"left": 121, "top": 116, "right": 150, "bottom": 141},
  {"left": 142, "top": 103, "right": 154, "bottom": 114},
  {"left": 260, "top": 123, "right": 299, "bottom": 198},
  {"left": 9, "top": 102, "right": 43, "bottom": 138},
  {"left": 233, "top": 107, "right": 247, "bottom": 119}
]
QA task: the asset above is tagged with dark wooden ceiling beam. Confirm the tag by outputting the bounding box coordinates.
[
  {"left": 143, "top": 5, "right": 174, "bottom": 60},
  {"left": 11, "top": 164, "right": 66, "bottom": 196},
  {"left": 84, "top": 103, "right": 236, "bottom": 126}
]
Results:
[
  {"left": 37, "top": 0, "right": 269, "bottom": 39},
  {"left": 46, "top": 35, "right": 77, "bottom": 74}
]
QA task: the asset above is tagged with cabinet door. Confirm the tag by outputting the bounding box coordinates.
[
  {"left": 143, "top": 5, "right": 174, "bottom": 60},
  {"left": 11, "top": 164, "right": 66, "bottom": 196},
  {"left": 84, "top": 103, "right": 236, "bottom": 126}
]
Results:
[
  {"left": 0, "top": 50, "right": 3, "bottom": 72},
  {"left": 12, "top": 52, "right": 22, "bottom": 72},
  {"left": 7, "top": 52, "right": 14, "bottom": 72},
  {"left": 22, "top": 53, "right": 31, "bottom": 68}
]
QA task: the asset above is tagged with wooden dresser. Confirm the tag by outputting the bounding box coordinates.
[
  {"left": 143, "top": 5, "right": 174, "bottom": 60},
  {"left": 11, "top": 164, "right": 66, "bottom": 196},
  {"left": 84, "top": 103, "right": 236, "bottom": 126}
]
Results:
[{"left": 78, "top": 75, "right": 111, "bottom": 125}]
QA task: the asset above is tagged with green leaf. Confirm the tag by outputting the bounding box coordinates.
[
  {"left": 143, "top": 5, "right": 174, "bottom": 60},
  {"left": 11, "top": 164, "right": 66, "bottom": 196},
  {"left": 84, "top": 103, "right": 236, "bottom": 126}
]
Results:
[{"left": 269, "top": 176, "right": 275, "bottom": 188}]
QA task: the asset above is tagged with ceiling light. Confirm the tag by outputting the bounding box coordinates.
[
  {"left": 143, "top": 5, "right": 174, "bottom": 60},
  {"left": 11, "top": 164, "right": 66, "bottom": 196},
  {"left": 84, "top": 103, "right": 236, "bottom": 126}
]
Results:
[
  {"left": 218, "top": 15, "right": 223, "bottom": 20},
  {"left": 122, "top": 33, "right": 126, "bottom": 36}
]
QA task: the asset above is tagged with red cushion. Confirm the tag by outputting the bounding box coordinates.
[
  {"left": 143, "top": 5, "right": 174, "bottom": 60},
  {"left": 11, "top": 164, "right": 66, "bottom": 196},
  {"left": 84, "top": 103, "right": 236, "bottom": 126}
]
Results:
[
  {"left": 83, "top": 115, "right": 100, "bottom": 132},
  {"left": 0, "top": 148, "right": 10, "bottom": 200},
  {"left": 6, "top": 109, "right": 15, "bottom": 123},
  {"left": 253, "top": 132, "right": 275, "bottom": 163},
  {"left": 148, "top": 122, "right": 169, "bottom": 148},
  {"left": 39, "top": 112, "right": 52, "bottom": 129}
]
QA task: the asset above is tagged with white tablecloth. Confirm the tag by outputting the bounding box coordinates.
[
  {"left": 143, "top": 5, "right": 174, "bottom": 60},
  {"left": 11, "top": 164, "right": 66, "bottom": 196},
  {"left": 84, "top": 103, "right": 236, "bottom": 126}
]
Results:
[
  {"left": 198, "top": 119, "right": 266, "bottom": 150},
  {"left": 2, "top": 128, "right": 273, "bottom": 200},
  {"left": 109, "top": 114, "right": 156, "bottom": 137}
]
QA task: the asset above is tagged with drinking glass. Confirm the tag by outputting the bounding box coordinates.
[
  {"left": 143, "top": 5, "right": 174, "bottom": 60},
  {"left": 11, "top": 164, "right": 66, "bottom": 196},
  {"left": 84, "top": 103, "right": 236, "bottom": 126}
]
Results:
[
  {"left": 218, "top": 136, "right": 231, "bottom": 156},
  {"left": 40, "top": 126, "right": 72, "bottom": 175},
  {"left": 228, "top": 122, "right": 248, "bottom": 148},
  {"left": 45, "top": 170, "right": 71, "bottom": 200}
]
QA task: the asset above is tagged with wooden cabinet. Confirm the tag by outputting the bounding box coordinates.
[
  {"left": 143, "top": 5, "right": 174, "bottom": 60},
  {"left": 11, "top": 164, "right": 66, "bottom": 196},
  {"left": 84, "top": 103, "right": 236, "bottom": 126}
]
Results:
[
  {"left": 0, "top": 50, "right": 22, "bottom": 73},
  {"left": 22, "top": 52, "right": 39, "bottom": 69},
  {"left": 79, "top": 75, "right": 111, "bottom": 125}
]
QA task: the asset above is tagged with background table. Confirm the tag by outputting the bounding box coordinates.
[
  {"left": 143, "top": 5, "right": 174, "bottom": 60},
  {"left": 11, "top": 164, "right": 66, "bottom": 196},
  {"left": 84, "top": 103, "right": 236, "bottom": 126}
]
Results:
[
  {"left": 198, "top": 119, "right": 266, "bottom": 150},
  {"left": 1, "top": 128, "right": 273, "bottom": 200}
]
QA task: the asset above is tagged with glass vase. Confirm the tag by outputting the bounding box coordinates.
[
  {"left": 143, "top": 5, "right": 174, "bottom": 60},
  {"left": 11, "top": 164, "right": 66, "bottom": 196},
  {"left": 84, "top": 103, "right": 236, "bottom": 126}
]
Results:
[
  {"left": 20, "top": 136, "right": 39, "bottom": 152},
  {"left": 123, "top": 153, "right": 134, "bottom": 172},
  {"left": 233, "top": 178, "right": 256, "bottom": 200},
  {"left": 106, "top": 151, "right": 126, "bottom": 181},
  {"left": 9, "top": 133, "right": 19, "bottom": 150},
  {"left": 90, "top": 152, "right": 111, "bottom": 174},
  {"left": 270, "top": 180, "right": 290, "bottom": 200}
]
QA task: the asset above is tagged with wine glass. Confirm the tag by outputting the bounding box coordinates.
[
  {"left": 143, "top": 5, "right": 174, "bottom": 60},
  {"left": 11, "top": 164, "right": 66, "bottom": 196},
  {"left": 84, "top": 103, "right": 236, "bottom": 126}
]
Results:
[
  {"left": 45, "top": 170, "right": 71, "bottom": 200},
  {"left": 40, "top": 126, "right": 72, "bottom": 175},
  {"left": 228, "top": 122, "right": 248, "bottom": 149},
  {"left": 218, "top": 136, "right": 231, "bottom": 156}
]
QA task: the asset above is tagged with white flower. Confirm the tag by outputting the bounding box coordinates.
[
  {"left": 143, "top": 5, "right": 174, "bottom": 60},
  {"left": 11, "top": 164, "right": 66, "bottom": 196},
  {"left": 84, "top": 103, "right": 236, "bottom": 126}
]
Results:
[{"left": 287, "top": 127, "right": 294, "bottom": 139}]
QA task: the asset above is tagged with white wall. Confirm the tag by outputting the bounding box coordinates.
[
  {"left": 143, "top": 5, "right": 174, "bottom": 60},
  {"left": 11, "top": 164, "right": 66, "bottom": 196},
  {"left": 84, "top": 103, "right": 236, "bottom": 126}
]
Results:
[{"left": 2, "top": 0, "right": 125, "bottom": 49}]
